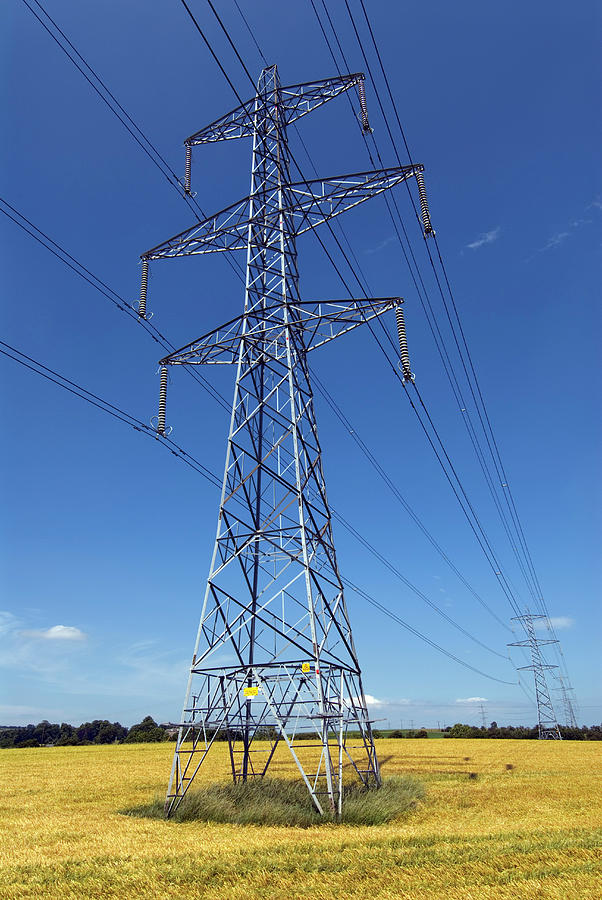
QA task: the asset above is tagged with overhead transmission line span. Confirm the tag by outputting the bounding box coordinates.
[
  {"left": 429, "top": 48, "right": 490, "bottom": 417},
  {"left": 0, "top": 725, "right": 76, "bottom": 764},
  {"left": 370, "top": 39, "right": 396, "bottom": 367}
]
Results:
[
  {"left": 0, "top": 341, "right": 515, "bottom": 686},
  {"left": 135, "top": 10, "right": 531, "bottom": 808},
  {"left": 12, "top": 1, "right": 560, "bottom": 728},
  {"left": 233, "top": 1, "right": 514, "bottom": 640},
  {"left": 0, "top": 199, "right": 512, "bottom": 686},
  {"left": 172, "top": 0, "right": 538, "bottom": 652},
  {"left": 194, "top": 0, "right": 566, "bottom": 720},
  {"left": 197, "top": 0, "right": 533, "bottom": 627},
  {"left": 340, "top": 0, "right": 575, "bottom": 718},
  {"left": 21, "top": 0, "right": 246, "bottom": 287},
  {"left": 0, "top": 197, "right": 231, "bottom": 415}
]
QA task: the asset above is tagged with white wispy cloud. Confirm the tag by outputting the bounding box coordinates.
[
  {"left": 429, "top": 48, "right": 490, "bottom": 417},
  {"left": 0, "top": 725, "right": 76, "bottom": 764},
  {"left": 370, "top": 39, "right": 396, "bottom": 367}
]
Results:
[
  {"left": 535, "top": 203, "right": 598, "bottom": 256},
  {"left": 455, "top": 696, "right": 488, "bottom": 703},
  {"left": 365, "top": 235, "right": 396, "bottom": 255},
  {"left": 541, "top": 231, "right": 570, "bottom": 251},
  {"left": 467, "top": 227, "right": 501, "bottom": 250},
  {"left": 534, "top": 616, "right": 574, "bottom": 631},
  {"left": 21, "top": 625, "right": 87, "bottom": 641}
]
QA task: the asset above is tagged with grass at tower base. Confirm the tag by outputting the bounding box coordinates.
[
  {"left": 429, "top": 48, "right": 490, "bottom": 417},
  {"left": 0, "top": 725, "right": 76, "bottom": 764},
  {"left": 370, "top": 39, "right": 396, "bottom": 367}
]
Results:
[{"left": 1, "top": 738, "right": 600, "bottom": 899}]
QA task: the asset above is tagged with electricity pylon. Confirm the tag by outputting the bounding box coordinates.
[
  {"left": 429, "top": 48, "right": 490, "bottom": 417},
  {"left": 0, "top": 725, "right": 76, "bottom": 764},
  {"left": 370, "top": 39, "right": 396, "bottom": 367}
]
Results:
[
  {"left": 509, "top": 613, "right": 562, "bottom": 739},
  {"left": 141, "top": 65, "right": 428, "bottom": 817},
  {"left": 555, "top": 673, "right": 578, "bottom": 729}
]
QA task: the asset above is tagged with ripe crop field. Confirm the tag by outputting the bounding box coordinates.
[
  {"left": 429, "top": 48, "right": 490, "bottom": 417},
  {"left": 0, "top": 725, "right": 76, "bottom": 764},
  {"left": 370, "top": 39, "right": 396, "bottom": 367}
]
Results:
[{"left": 1, "top": 739, "right": 600, "bottom": 899}]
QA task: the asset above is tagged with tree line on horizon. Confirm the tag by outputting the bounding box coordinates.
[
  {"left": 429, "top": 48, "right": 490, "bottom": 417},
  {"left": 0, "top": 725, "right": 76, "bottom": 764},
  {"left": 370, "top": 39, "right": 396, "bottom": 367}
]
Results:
[
  {"left": 0, "top": 716, "right": 171, "bottom": 748},
  {"left": 442, "top": 722, "right": 601, "bottom": 740},
  {"left": 1, "top": 717, "right": 600, "bottom": 748}
]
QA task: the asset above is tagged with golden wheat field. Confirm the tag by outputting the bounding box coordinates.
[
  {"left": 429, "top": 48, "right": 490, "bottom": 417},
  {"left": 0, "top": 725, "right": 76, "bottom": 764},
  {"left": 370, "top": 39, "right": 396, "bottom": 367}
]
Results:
[{"left": 1, "top": 738, "right": 600, "bottom": 899}]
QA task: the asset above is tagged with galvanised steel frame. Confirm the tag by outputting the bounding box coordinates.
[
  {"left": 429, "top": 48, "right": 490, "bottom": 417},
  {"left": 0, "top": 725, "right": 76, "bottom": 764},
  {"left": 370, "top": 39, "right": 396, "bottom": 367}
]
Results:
[
  {"left": 142, "top": 65, "right": 425, "bottom": 817},
  {"left": 509, "top": 613, "right": 562, "bottom": 739}
]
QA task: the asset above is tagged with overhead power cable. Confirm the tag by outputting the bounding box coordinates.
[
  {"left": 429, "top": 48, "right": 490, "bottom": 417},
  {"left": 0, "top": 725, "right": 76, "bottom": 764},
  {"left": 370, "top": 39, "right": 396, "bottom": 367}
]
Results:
[
  {"left": 330, "top": 507, "right": 507, "bottom": 658},
  {"left": 0, "top": 341, "right": 223, "bottom": 489},
  {"left": 1, "top": 196, "right": 512, "bottom": 668},
  {"left": 348, "top": 0, "right": 573, "bottom": 690},
  {"left": 21, "top": 0, "right": 245, "bottom": 284},
  {"left": 180, "top": 0, "right": 534, "bottom": 633},
  {"left": 1, "top": 339, "right": 516, "bottom": 686},
  {"left": 0, "top": 197, "right": 231, "bottom": 415},
  {"left": 310, "top": 370, "right": 511, "bottom": 632},
  {"left": 346, "top": 0, "right": 542, "bottom": 605}
]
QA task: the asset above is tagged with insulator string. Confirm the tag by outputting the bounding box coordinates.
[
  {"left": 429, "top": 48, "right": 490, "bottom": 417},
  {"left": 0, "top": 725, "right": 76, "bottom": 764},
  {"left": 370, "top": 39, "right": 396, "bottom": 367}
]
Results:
[
  {"left": 138, "top": 258, "right": 149, "bottom": 318},
  {"left": 415, "top": 171, "right": 434, "bottom": 237},
  {"left": 184, "top": 143, "right": 192, "bottom": 194},
  {"left": 157, "top": 366, "right": 169, "bottom": 435}
]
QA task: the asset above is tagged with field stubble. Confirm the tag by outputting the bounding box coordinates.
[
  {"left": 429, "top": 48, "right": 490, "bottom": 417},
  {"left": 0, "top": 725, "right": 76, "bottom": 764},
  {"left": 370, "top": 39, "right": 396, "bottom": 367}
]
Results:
[{"left": 1, "top": 738, "right": 600, "bottom": 899}]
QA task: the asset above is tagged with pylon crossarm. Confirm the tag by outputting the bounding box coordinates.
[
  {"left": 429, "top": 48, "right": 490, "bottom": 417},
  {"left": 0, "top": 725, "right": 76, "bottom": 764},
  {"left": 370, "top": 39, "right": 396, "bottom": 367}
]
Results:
[
  {"left": 288, "top": 165, "right": 422, "bottom": 234},
  {"left": 143, "top": 167, "right": 422, "bottom": 260},
  {"left": 295, "top": 297, "right": 401, "bottom": 351},
  {"left": 280, "top": 73, "right": 365, "bottom": 125},
  {"left": 186, "top": 100, "right": 256, "bottom": 145},
  {"left": 143, "top": 197, "right": 250, "bottom": 259},
  {"left": 184, "top": 73, "right": 363, "bottom": 148},
  {"left": 158, "top": 298, "right": 401, "bottom": 365}
]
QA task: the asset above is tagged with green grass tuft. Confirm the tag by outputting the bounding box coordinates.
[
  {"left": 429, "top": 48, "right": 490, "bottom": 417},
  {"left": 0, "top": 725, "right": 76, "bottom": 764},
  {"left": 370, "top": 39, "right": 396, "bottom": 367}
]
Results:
[{"left": 123, "top": 776, "right": 425, "bottom": 827}]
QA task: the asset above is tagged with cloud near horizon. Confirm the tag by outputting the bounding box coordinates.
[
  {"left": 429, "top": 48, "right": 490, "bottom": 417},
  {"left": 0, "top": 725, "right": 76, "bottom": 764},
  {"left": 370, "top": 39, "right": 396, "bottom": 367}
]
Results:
[
  {"left": 21, "top": 625, "right": 87, "bottom": 641},
  {"left": 466, "top": 227, "right": 501, "bottom": 250},
  {"left": 455, "top": 696, "right": 488, "bottom": 703}
]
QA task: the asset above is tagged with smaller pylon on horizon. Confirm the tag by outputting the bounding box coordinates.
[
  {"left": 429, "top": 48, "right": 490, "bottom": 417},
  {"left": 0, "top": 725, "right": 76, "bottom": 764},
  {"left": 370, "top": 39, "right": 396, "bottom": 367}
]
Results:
[
  {"left": 509, "top": 613, "right": 562, "bottom": 739},
  {"left": 554, "top": 674, "right": 578, "bottom": 729}
]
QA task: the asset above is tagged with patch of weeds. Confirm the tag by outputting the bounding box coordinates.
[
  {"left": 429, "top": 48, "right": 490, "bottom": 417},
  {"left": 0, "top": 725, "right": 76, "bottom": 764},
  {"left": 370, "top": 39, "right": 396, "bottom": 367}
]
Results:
[{"left": 122, "top": 776, "right": 425, "bottom": 827}]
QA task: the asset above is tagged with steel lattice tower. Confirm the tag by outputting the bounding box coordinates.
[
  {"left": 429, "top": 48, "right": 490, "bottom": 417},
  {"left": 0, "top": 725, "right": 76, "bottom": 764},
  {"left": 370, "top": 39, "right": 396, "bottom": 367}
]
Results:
[
  {"left": 555, "top": 674, "right": 578, "bottom": 730},
  {"left": 509, "top": 613, "right": 562, "bottom": 739},
  {"left": 140, "top": 65, "right": 428, "bottom": 817}
]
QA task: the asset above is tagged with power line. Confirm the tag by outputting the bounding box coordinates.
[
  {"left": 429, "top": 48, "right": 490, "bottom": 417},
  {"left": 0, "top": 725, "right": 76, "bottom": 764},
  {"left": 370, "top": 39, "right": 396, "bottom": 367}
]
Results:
[
  {"left": 181, "top": 0, "right": 537, "bottom": 634},
  {"left": 14, "top": 3, "right": 537, "bottom": 688},
  {"left": 2, "top": 339, "right": 516, "bottom": 686},
  {"left": 348, "top": 0, "right": 542, "bottom": 606},
  {"left": 349, "top": 0, "right": 574, "bottom": 697},
  {"left": 1, "top": 195, "right": 514, "bottom": 675},
  {"left": 310, "top": 370, "right": 512, "bottom": 632},
  {"left": 22, "top": 0, "right": 245, "bottom": 286},
  {"left": 0, "top": 341, "right": 223, "bottom": 489},
  {"left": 0, "top": 197, "right": 232, "bottom": 415}
]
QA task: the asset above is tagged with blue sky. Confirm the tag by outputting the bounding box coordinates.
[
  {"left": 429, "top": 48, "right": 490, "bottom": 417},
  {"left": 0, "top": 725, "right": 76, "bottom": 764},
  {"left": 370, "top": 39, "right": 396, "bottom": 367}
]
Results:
[{"left": 1, "top": 0, "right": 600, "bottom": 728}]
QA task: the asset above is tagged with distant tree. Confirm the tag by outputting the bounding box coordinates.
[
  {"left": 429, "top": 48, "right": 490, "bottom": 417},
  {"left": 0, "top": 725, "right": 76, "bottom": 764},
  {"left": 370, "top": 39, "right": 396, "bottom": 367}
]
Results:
[
  {"left": 33, "top": 720, "right": 61, "bottom": 745},
  {"left": 448, "top": 723, "right": 473, "bottom": 738},
  {"left": 95, "top": 722, "right": 128, "bottom": 744},
  {"left": 124, "top": 716, "right": 167, "bottom": 743},
  {"left": 414, "top": 729, "right": 428, "bottom": 738},
  {"left": 389, "top": 730, "right": 405, "bottom": 738}
]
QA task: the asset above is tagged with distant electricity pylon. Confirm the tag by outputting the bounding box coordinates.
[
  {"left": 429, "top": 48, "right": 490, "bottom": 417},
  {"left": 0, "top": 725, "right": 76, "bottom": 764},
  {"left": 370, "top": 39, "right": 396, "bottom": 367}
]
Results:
[
  {"left": 139, "top": 65, "right": 431, "bottom": 817},
  {"left": 555, "top": 673, "right": 578, "bottom": 729},
  {"left": 509, "top": 613, "right": 562, "bottom": 739}
]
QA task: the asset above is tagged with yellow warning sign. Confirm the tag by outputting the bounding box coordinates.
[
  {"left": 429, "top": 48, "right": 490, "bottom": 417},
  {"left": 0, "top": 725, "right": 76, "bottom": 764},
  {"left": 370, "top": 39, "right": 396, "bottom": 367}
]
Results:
[
  {"left": 243, "top": 686, "right": 259, "bottom": 698},
  {"left": 301, "top": 662, "right": 311, "bottom": 674}
]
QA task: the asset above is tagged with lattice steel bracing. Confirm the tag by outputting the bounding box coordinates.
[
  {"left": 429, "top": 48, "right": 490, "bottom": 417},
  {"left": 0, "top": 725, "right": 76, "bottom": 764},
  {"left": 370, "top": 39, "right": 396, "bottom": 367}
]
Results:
[
  {"left": 142, "top": 65, "right": 426, "bottom": 817},
  {"left": 509, "top": 614, "right": 562, "bottom": 739}
]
